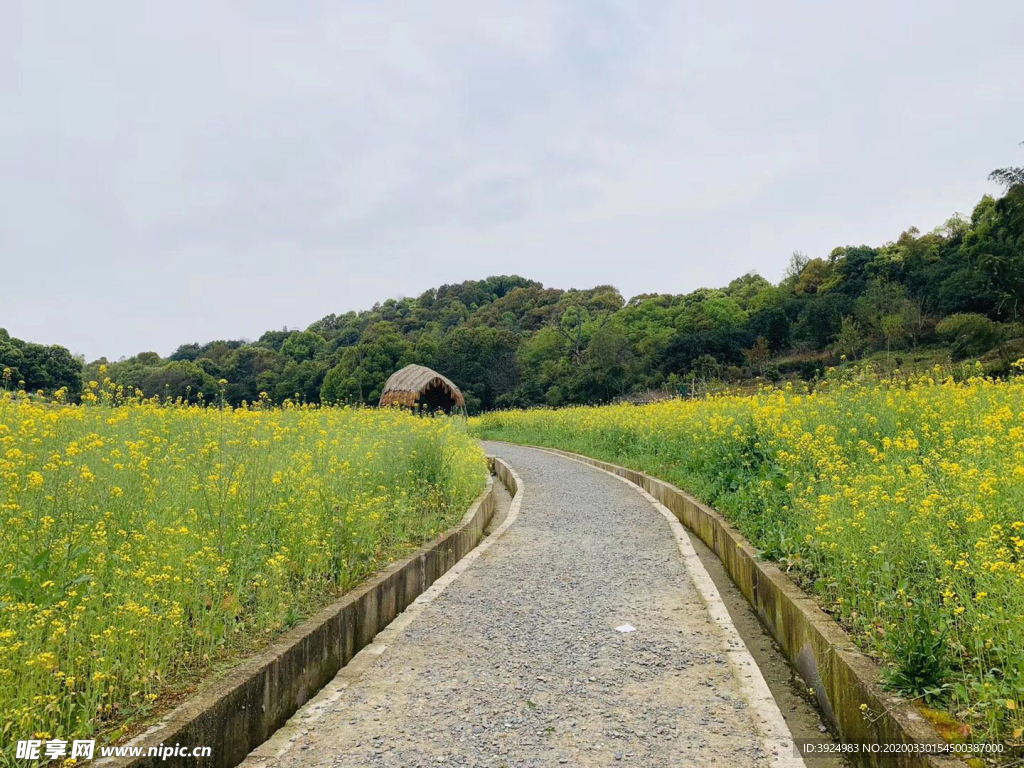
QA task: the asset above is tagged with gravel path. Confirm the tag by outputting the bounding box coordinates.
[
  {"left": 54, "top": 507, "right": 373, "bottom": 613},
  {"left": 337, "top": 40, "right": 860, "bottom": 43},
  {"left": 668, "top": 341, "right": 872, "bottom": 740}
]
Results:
[{"left": 243, "top": 443, "right": 786, "bottom": 767}]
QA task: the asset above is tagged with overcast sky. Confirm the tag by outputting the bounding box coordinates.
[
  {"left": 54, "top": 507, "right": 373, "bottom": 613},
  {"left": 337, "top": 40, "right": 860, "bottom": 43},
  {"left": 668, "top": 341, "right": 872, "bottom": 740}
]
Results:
[{"left": 2, "top": 1, "right": 1021, "bottom": 361}]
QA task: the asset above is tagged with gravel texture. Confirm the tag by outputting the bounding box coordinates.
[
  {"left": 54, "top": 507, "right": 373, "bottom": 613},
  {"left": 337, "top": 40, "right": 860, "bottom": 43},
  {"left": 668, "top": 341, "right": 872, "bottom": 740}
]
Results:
[{"left": 243, "top": 443, "right": 772, "bottom": 767}]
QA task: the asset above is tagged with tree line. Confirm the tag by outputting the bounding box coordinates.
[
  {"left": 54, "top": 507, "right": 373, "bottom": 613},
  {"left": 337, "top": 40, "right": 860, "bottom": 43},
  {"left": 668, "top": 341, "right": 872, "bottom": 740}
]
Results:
[{"left": 4, "top": 161, "right": 1022, "bottom": 412}]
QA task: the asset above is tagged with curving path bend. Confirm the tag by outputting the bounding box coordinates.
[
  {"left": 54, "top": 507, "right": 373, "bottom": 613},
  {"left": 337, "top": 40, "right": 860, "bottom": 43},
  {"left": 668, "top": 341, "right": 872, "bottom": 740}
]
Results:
[{"left": 242, "top": 443, "right": 801, "bottom": 768}]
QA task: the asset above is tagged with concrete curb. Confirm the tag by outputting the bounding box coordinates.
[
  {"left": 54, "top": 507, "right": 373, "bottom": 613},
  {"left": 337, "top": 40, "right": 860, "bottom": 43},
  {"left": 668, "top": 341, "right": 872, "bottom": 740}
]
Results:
[
  {"left": 102, "top": 472, "right": 499, "bottom": 768},
  {"left": 493, "top": 442, "right": 964, "bottom": 768}
]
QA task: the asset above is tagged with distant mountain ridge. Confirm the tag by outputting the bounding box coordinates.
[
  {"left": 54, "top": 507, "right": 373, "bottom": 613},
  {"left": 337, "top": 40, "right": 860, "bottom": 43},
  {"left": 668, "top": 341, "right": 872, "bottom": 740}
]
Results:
[{"left": 4, "top": 179, "right": 1022, "bottom": 411}]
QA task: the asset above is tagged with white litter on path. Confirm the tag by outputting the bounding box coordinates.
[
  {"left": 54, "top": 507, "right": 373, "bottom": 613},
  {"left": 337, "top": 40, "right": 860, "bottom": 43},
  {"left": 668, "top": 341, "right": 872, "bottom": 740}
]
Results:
[{"left": 615, "top": 624, "right": 636, "bottom": 633}]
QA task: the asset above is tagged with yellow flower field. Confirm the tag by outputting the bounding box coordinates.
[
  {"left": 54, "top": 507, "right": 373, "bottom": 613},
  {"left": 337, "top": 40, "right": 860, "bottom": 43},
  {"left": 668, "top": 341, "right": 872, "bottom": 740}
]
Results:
[
  {"left": 0, "top": 389, "right": 486, "bottom": 748},
  {"left": 474, "top": 368, "right": 1024, "bottom": 743}
]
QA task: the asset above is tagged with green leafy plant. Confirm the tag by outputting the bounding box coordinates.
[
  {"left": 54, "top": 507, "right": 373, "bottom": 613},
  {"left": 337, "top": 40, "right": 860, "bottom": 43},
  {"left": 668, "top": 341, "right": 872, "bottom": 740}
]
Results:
[{"left": 885, "top": 611, "right": 950, "bottom": 704}]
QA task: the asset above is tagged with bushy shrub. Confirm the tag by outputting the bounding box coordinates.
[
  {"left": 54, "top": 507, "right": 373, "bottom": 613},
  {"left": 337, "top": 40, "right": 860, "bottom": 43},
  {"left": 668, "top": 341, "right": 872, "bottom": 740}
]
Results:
[{"left": 935, "top": 313, "right": 1003, "bottom": 359}]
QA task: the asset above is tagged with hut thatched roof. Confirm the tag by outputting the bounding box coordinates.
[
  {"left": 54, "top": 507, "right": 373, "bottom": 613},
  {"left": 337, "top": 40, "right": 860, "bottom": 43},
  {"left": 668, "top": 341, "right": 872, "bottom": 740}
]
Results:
[{"left": 379, "top": 364, "right": 465, "bottom": 408}]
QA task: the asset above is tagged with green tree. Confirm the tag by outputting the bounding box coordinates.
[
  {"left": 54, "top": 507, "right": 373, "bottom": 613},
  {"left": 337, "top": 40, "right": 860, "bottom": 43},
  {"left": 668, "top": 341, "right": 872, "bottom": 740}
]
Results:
[
  {"left": 280, "top": 330, "right": 327, "bottom": 362},
  {"left": 880, "top": 313, "right": 908, "bottom": 359},
  {"left": 856, "top": 280, "right": 908, "bottom": 346},
  {"left": 273, "top": 360, "right": 328, "bottom": 403},
  {"left": 432, "top": 326, "right": 520, "bottom": 412},
  {"left": 794, "top": 258, "right": 831, "bottom": 295},
  {"left": 573, "top": 321, "right": 636, "bottom": 402},
  {"left": 743, "top": 336, "right": 770, "bottom": 376},
  {"left": 140, "top": 361, "right": 219, "bottom": 402},
  {"left": 988, "top": 141, "right": 1024, "bottom": 190},
  {"left": 963, "top": 186, "right": 1024, "bottom": 319},
  {"left": 320, "top": 323, "right": 412, "bottom": 404},
  {"left": 832, "top": 316, "right": 865, "bottom": 360},
  {"left": 0, "top": 331, "right": 83, "bottom": 396}
]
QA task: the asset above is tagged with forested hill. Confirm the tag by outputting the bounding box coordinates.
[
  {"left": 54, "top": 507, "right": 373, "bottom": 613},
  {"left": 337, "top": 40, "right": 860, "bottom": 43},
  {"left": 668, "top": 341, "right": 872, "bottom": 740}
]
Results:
[{"left": 4, "top": 175, "right": 1023, "bottom": 412}]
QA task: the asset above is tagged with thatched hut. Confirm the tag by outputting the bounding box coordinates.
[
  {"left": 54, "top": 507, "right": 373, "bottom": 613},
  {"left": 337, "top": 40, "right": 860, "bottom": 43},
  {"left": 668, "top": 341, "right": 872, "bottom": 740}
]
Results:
[{"left": 378, "top": 364, "right": 465, "bottom": 414}]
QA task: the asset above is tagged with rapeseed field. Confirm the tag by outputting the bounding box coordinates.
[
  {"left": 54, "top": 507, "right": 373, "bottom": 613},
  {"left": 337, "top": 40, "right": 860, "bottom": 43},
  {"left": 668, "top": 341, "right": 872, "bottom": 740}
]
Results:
[{"left": 0, "top": 375, "right": 486, "bottom": 747}]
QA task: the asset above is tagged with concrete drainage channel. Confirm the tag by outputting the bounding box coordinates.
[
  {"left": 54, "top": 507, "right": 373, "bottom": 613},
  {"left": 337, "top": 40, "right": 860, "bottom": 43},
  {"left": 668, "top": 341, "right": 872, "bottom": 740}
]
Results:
[
  {"left": 686, "top": 528, "right": 847, "bottom": 766},
  {"left": 507, "top": 444, "right": 965, "bottom": 768},
  {"left": 101, "top": 458, "right": 520, "bottom": 768}
]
